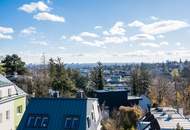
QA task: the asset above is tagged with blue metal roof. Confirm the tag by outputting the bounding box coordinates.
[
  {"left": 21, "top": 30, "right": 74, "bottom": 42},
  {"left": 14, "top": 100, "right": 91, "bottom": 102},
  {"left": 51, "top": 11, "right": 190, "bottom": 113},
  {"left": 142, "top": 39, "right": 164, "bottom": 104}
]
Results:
[{"left": 17, "top": 98, "right": 91, "bottom": 130}]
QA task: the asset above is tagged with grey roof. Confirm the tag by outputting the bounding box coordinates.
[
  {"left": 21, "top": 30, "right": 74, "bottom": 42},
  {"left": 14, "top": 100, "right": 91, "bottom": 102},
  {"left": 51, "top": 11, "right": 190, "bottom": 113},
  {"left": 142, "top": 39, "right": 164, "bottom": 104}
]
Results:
[
  {"left": 0, "top": 74, "right": 27, "bottom": 104},
  {"left": 17, "top": 98, "right": 97, "bottom": 130},
  {"left": 95, "top": 89, "right": 129, "bottom": 93},
  {"left": 0, "top": 74, "right": 13, "bottom": 87}
]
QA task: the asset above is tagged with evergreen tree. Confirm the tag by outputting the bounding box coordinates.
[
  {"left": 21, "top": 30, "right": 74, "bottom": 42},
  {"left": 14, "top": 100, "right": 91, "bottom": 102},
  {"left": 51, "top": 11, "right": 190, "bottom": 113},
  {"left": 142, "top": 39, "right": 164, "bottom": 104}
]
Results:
[
  {"left": 131, "top": 65, "right": 151, "bottom": 96},
  {"left": 1, "top": 54, "right": 26, "bottom": 75},
  {"left": 90, "top": 62, "right": 104, "bottom": 90}
]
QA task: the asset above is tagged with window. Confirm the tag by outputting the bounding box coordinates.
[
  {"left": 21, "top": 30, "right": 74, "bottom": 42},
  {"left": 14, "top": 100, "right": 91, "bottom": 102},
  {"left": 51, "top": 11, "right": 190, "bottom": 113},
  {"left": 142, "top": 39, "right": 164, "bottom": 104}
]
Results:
[
  {"left": 26, "top": 114, "right": 49, "bottom": 128},
  {"left": 17, "top": 105, "right": 22, "bottom": 114},
  {"left": 72, "top": 117, "right": 80, "bottom": 129},
  {"left": 8, "top": 88, "right": 12, "bottom": 96},
  {"left": 6, "top": 110, "right": 10, "bottom": 120},
  {"left": 64, "top": 116, "right": 80, "bottom": 129},
  {"left": 0, "top": 90, "right": 2, "bottom": 98},
  {"left": 0, "top": 113, "right": 2, "bottom": 123},
  {"left": 87, "top": 116, "right": 91, "bottom": 128},
  {"left": 41, "top": 117, "right": 49, "bottom": 128},
  {"left": 64, "top": 117, "right": 72, "bottom": 129}
]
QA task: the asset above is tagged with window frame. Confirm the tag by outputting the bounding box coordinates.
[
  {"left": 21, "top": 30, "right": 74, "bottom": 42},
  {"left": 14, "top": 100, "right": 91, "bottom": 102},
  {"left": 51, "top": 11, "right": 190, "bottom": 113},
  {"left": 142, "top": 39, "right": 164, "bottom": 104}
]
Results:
[
  {"left": 17, "top": 105, "right": 23, "bottom": 114},
  {"left": 0, "top": 113, "right": 2, "bottom": 123},
  {"left": 64, "top": 115, "right": 80, "bottom": 129},
  {"left": 6, "top": 110, "right": 10, "bottom": 120},
  {"left": 8, "top": 88, "right": 12, "bottom": 96},
  {"left": 26, "top": 114, "right": 49, "bottom": 128}
]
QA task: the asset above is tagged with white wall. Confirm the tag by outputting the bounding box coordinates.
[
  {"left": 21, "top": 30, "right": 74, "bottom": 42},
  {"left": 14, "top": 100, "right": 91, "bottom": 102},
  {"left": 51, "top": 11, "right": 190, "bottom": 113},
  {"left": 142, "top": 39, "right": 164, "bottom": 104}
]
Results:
[
  {"left": 0, "top": 85, "right": 18, "bottom": 130},
  {"left": 0, "top": 85, "right": 17, "bottom": 98},
  {"left": 0, "top": 99, "right": 15, "bottom": 130}
]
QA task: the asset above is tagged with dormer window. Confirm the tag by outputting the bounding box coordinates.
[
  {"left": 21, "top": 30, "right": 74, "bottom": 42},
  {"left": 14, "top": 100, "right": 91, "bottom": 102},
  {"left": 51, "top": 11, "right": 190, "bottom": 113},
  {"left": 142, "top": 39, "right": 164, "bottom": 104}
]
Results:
[
  {"left": 26, "top": 114, "right": 49, "bottom": 128},
  {"left": 64, "top": 116, "right": 80, "bottom": 129}
]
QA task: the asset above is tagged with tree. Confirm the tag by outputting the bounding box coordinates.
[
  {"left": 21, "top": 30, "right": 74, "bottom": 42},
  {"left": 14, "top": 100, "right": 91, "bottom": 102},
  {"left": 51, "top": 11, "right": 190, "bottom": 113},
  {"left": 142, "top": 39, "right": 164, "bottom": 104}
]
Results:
[
  {"left": 49, "top": 58, "right": 57, "bottom": 80},
  {"left": 0, "top": 64, "right": 5, "bottom": 75},
  {"left": 149, "top": 77, "right": 174, "bottom": 106},
  {"left": 139, "top": 68, "right": 151, "bottom": 95},
  {"left": 1, "top": 54, "right": 26, "bottom": 75},
  {"left": 131, "top": 66, "right": 151, "bottom": 96},
  {"left": 171, "top": 69, "right": 180, "bottom": 106},
  {"left": 102, "top": 106, "right": 142, "bottom": 130},
  {"left": 49, "top": 57, "right": 76, "bottom": 97},
  {"left": 90, "top": 62, "right": 104, "bottom": 90},
  {"left": 67, "top": 68, "right": 88, "bottom": 90},
  {"left": 131, "top": 67, "right": 140, "bottom": 95}
]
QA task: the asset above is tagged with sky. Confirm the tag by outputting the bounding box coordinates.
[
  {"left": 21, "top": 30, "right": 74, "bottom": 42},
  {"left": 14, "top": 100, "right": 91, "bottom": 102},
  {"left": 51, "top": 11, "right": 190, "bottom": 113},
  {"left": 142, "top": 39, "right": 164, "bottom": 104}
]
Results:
[{"left": 0, "top": 0, "right": 190, "bottom": 64}]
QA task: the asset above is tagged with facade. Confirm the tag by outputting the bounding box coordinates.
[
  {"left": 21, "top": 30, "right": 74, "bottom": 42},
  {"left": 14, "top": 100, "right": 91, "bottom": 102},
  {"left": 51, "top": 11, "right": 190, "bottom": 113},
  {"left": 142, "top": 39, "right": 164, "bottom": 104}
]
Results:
[
  {"left": 0, "top": 74, "right": 27, "bottom": 130},
  {"left": 138, "top": 107, "right": 190, "bottom": 130},
  {"left": 17, "top": 98, "right": 102, "bottom": 130}
]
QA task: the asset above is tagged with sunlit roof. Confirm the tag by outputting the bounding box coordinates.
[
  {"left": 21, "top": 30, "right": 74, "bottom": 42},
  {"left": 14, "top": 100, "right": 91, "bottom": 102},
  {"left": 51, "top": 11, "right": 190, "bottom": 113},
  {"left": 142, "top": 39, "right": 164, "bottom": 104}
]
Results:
[{"left": 0, "top": 74, "right": 13, "bottom": 87}]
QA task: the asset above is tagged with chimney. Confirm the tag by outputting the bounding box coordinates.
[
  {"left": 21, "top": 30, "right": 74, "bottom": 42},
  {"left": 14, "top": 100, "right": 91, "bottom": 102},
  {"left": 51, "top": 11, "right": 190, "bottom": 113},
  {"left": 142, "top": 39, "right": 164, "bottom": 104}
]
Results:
[{"left": 76, "top": 90, "right": 86, "bottom": 98}]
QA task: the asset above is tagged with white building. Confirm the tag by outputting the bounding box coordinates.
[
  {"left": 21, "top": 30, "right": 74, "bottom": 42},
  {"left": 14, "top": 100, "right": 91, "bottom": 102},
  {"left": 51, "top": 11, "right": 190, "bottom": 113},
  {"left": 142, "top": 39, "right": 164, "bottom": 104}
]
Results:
[
  {"left": 0, "top": 74, "right": 27, "bottom": 130},
  {"left": 138, "top": 107, "right": 190, "bottom": 130}
]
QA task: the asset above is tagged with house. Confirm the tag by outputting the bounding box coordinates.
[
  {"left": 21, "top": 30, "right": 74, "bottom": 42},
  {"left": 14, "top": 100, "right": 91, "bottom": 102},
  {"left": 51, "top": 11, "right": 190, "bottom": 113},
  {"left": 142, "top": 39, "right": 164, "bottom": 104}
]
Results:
[
  {"left": 0, "top": 74, "right": 27, "bottom": 130},
  {"left": 17, "top": 97, "right": 102, "bottom": 130},
  {"left": 138, "top": 107, "right": 190, "bottom": 130},
  {"left": 93, "top": 89, "right": 142, "bottom": 111}
]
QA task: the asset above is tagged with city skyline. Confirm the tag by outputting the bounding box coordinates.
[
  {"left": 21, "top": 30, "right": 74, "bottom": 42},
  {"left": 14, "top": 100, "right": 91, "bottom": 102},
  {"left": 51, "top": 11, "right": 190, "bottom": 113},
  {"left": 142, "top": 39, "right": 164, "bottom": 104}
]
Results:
[{"left": 0, "top": 0, "right": 190, "bottom": 64}]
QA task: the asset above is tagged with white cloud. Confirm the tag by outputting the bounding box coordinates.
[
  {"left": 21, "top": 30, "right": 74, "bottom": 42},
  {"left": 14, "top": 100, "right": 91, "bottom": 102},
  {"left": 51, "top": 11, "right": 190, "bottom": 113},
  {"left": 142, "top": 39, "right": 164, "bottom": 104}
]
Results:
[
  {"left": 0, "top": 33, "right": 12, "bottom": 40},
  {"left": 94, "top": 26, "right": 103, "bottom": 30},
  {"left": 104, "top": 36, "right": 128, "bottom": 44},
  {"left": 33, "top": 12, "right": 65, "bottom": 23},
  {"left": 0, "top": 26, "right": 14, "bottom": 33},
  {"left": 20, "top": 26, "right": 36, "bottom": 35},
  {"left": 69, "top": 22, "right": 129, "bottom": 47},
  {"left": 140, "top": 42, "right": 160, "bottom": 48},
  {"left": 141, "top": 20, "right": 189, "bottom": 35},
  {"left": 31, "top": 41, "right": 48, "bottom": 46},
  {"left": 0, "top": 26, "right": 14, "bottom": 40},
  {"left": 58, "top": 46, "right": 65, "bottom": 50},
  {"left": 150, "top": 16, "right": 159, "bottom": 21},
  {"left": 109, "top": 21, "right": 126, "bottom": 35},
  {"left": 129, "top": 34, "right": 155, "bottom": 42},
  {"left": 128, "top": 20, "right": 144, "bottom": 27},
  {"left": 82, "top": 41, "right": 104, "bottom": 47},
  {"left": 157, "top": 35, "right": 165, "bottom": 39},
  {"left": 18, "top": 1, "right": 50, "bottom": 13},
  {"left": 176, "top": 42, "right": 182, "bottom": 46},
  {"left": 70, "top": 35, "right": 83, "bottom": 42},
  {"left": 60, "top": 35, "right": 67, "bottom": 40},
  {"left": 80, "top": 32, "right": 99, "bottom": 38},
  {"left": 102, "top": 31, "right": 110, "bottom": 35},
  {"left": 139, "top": 41, "right": 168, "bottom": 48},
  {"left": 160, "top": 41, "right": 169, "bottom": 46}
]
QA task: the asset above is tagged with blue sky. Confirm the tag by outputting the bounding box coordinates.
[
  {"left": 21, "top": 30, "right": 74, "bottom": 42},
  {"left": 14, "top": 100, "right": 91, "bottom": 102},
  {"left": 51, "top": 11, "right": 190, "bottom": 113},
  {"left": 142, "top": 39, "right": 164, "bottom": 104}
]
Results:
[{"left": 0, "top": 0, "right": 190, "bottom": 64}]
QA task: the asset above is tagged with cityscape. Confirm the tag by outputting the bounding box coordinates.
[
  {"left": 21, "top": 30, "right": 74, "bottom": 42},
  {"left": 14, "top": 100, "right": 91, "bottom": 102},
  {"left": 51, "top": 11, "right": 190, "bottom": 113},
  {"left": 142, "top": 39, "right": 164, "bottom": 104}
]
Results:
[{"left": 1, "top": 0, "right": 190, "bottom": 130}]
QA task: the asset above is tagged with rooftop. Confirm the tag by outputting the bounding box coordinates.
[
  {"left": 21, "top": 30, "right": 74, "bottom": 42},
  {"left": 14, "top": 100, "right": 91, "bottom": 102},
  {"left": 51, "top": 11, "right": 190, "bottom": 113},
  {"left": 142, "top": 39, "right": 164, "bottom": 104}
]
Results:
[
  {"left": 151, "top": 107, "right": 190, "bottom": 130},
  {"left": 95, "top": 89, "right": 129, "bottom": 93},
  {"left": 0, "top": 74, "right": 13, "bottom": 87}
]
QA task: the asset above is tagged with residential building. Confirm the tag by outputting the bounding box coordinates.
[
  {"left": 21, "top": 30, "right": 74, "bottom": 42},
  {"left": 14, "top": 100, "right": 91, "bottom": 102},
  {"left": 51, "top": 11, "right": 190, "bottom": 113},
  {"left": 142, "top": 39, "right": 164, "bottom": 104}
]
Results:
[
  {"left": 93, "top": 89, "right": 142, "bottom": 111},
  {"left": 17, "top": 97, "right": 102, "bottom": 130},
  {"left": 138, "top": 107, "right": 190, "bottom": 130},
  {"left": 0, "top": 74, "right": 27, "bottom": 130}
]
